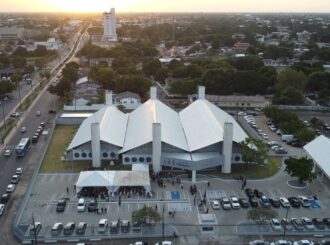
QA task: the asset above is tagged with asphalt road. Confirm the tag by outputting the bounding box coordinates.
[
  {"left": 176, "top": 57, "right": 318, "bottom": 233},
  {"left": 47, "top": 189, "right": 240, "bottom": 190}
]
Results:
[
  {"left": 0, "top": 80, "right": 35, "bottom": 122},
  {"left": 0, "top": 26, "right": 87, "bottom": 245}
]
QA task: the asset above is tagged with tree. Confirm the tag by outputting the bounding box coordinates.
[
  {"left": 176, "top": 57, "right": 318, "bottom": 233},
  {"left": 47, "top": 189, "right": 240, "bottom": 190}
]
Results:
[
  {"left": 0, "top": 80, "right": 15, "bottom": 96},
  {"left": 142, "top": 59, "right": 161, "bottom": 77},
  {"left": 131, "top": 206, "right": 161, "bottom": 226},
  {"left": 12, "top": 57, "right": 26, "bottom": 69},
  {"left": 170, "top": 78, "right": 198, "bottom": 95},
  {"left": 272, "top": 86, "right": 304, "bottom": 105},
  {"left": 34, "top": 45, "right": 48, "bottom": 57},
  {"left": 306, "top": 71, "right": 329, "bottom": 93},
  {"left": 230, "top": 56, "right": 264, "bottom": 71},
  {"left": 154, "top": 68, "right": 169, "bottom": 83},
  {"left": 202, "top": 68, "right": 233, "bottom": 95},
  {"left": 296, "top": 128, "right": 315, "bottom": 142},
  {"left": 92, "top": 67, "right": 115, "bottom": 89},
  {"left": 241, "top": 137, "right": 269, "bottom": 167},
  {"left": 275, "top": 69, "right": 307, "bottom": 92},
  {"left": 284, "top": 157, "right": 317, "bottom": 184},
  {"left": 13, "top": 46, "right": 28, "bottom": 57},
  {"left": 247, "top": 207, "right": 278, "bottom": 224},
  {"left": 310, "top": 117, "right": 324, "bottom": 129}
]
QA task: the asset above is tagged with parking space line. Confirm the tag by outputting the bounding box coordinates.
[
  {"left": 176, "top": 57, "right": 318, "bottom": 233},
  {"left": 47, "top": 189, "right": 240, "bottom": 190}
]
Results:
[{"left": 278, "top": 189, "right": 285, "bottom": 197}]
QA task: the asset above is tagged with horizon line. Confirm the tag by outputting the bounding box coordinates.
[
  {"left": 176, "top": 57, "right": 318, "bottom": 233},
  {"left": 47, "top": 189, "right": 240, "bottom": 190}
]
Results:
[{"left": 1, "top": 11, "right": 330, "bottom": 14}]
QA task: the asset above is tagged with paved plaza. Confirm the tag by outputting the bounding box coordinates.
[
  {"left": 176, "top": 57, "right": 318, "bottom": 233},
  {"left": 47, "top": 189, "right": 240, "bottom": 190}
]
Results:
[{"left": 16, "top": 162, "right": 330, "bottom": 244}]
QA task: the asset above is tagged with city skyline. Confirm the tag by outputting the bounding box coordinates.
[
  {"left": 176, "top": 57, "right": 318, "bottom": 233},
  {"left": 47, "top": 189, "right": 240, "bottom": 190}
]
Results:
[{"left": 1, "top": 0, "right": 330, "bottom": 13}]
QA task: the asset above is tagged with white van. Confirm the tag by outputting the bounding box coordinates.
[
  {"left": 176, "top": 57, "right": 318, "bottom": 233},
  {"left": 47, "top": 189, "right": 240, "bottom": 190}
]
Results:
[
  {"left": 21, "top": 126, "right": 27, "bottom": 133},
  {"left": 281, "top": 134, "right": 294, "bottom": 143},
  {"left": 77, "top": 198, "right": 85, "bottom": 212}
]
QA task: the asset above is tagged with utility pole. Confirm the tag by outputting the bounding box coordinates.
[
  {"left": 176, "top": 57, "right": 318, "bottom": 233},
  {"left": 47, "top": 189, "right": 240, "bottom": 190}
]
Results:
[
  {"left": 162, "top": 204, "right": 165, "bottom": 242},
  {"left": 32, "top": 214, "right": 38, "bottom": 245},
  {"left": 282, "top": 207, "right": 290, "bottom": 240},
  {"left": 0, "top": 102, "right": 5, "bottom": 143},
  {"left": 172, "top": 19, "right": 175, "bottom": 42}
]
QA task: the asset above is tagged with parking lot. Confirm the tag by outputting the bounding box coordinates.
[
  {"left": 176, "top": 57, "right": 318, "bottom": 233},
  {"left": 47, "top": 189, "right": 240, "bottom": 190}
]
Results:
[{"left": 16, "top": 165, "right": 330, "bottom": 243}]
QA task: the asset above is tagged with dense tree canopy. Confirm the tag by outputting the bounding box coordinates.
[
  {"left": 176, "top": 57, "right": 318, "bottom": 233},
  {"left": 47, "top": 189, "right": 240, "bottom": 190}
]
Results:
[{"left": 284, "top": 157, "right": 316, "bottom": 183}]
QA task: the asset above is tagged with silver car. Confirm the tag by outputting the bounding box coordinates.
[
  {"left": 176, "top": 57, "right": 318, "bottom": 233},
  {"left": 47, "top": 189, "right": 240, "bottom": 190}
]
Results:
[{"left": 221, "top": 197, "right": 231, "bottom": 210}]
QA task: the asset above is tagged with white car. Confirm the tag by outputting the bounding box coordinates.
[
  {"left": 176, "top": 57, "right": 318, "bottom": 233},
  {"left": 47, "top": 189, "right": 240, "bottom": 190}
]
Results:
[
  {"left": 15, "top": 167, "right": 23, "bottom": 175},
  {"left": 230, "top": 196, "right": 240, "bottom": 209},
  {"left": 6, "top": 184, "right": 15, "bottom": 193},
  {"left": 98, "top": 219, "right": 108, "bottom": 233},
  {"left": 279, "top": 197, "right": 290, "bottom": 208},
  {"left": 4, "top": 149, "right": 12, "bottom": 157},
  {"left": 77, "top": 198, "right": 85, "bottom": 212},
  {"left": 11, "top": 175, "right": 19, "bottom": 184},
  {"left": 298, "top": 196, "right": 311, "bottom": 208},
  {"left": 302, "top": 217, "right": 315, "bottom": 230},
  {"left": 211, "top": 200, "right": 220, "bottom": 210},
  {"left": 238, "top": 111, "right": 247, "bottom": 116},
  {"left": 293, "top": 240, "right": 314, "bottom": 245},
  {"left": 271, "top": 145, "right": 280, "bottom": 151},
  {"left": 221, "top": 197, "right": 231, "bottom": 210},
  {"left": 262, "top": 133, "right": 269, "bottom": 140},
  {"left": 10, "top": 111, "right": 19, "bottom": 117},
  {"left": 155, "top": 242, "right": 173, "bottom": 245},
  {"left": 271, "top": 218, "right": 282, "bottom": 231},
  {"left": 0, "top": 204, "right": 5, "bottom": 216},
  {"left": 270, "top": 240, "right": 292, "bottom": 245},
  {"left": 249, "top": 240, "right": 270, "bottom": 245}
]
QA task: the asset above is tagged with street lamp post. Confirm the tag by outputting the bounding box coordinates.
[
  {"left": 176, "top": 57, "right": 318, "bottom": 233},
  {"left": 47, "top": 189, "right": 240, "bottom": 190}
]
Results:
[
  {"left": 162, "top": 204, "right": 165, "bottom": 242},
  {"left": 282, "top": 207, "right": 290, "bottom": 240},
  {"left": 16, "top": 80, "right": 22, "bottom": 107},
  {"left": 0, "top": 102, "right": 5, "bottom": 144}
]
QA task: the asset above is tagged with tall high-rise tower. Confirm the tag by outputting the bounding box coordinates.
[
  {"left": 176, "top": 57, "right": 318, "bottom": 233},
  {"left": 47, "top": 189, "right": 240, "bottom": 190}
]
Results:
[{"left": 103, "top": 8, "right": 117, "bottom": 41}]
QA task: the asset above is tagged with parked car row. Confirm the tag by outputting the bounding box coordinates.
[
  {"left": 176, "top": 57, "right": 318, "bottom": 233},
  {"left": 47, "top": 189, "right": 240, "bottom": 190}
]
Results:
[
  {"left": 27, "top": 219, "right": 140, "bottom": 237},
  {"left": 241, "top": 113, "right": 270, "bottom": 140},
  {"left": 0, "top": 168, "right": 24, "bottom": 217},
  {"left": 56, "top": 198, "right": 98, "bottom": 213},
  {"left": 250, "top": 239, "right": 330, "bottom": 245},
  {"left": 245, "top": 188, "right": 315, "bottom": 209},
  {"left": 32, "top": 122, "right": 45, "bottom": 143},
  {"left": 269, "top": 217, "right": 330, "bottom": 232}
]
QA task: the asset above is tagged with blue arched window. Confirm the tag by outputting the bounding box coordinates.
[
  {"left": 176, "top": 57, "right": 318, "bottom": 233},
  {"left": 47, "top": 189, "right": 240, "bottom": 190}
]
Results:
[
  {"left": 110, "top": 152, "right": 116, "bottom": 158},
  {"left": 124, "top": 157, "right": 130, "bottom": 162},
  {"left": 103, "top": 152, "right": 108, "bottom": 158},
  {"left": 146, "top": 157, "right": 152, "bottom": 163},
  {"left": 81, "top": 152, "right": 87, "bottom": 158},
  {"left": 132, "top": 157, "right": 137, "bottom": 162},
  {"left": 74, "top": 153, "right": 80, "bottom": 158}
]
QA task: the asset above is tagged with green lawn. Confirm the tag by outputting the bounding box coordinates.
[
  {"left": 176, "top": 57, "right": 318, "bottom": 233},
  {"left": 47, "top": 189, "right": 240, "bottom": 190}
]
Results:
[
  {"left": 40, "top": 125, "right": 80, "bottom": 173},
  {"left": 217, "top": 156, "right": 283, "bottom": 179}
]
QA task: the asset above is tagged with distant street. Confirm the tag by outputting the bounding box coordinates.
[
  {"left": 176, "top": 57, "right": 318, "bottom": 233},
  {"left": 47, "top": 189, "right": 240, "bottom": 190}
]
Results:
[{"left": 0, "top": 27, "right": 87, "bottom": 245}]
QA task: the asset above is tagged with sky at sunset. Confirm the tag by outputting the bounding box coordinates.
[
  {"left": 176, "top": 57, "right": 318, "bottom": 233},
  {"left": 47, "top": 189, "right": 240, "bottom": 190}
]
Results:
[{"left": 1, "top": 0, "right": 330, "bottom": 13}]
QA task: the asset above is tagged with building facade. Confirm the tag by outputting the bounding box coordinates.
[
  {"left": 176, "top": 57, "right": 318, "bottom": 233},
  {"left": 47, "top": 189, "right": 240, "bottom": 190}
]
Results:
[
  {"left": 103, "top": 8, "right": 117, "bottom": 41},
  {"left": 66, "top": 87, "right": 249, "bottom": 179}
]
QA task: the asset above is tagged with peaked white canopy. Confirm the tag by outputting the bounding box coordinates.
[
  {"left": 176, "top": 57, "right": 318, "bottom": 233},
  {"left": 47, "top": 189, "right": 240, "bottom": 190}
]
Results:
[
  {"left": 179, "top": 99, "right": 247, "bottom": 151},
  {"left": 68, "top": 105, "right": 128, "bottom": 150},
  {"left": 68, "top": 97, "right": 248, "bottom": 153},
  {"left": 304, "top": 135, "right": 330, "bottom": 179}
]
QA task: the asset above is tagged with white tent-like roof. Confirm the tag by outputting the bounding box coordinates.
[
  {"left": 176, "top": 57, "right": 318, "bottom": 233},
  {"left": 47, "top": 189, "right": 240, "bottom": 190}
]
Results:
[
  {"left": 180, "top": 99, "right": 247, "bottom": 151},
  {"left": 75, "top": 169, "right": 150, "bottom": 193},
  {"left": 120, "top": 99, "right": 189, "bottom": 153},
  {"left": 304, "top": 135, "right": 330, "bottom": 179},
  {"left": 68, "top": 105, "right": 128, "bottom": 150},
  {"left": 68, "top": 96, "right": 248, "bottom": 153},
  {"left": 75, "top": 171, "right": 115, "bottom": 190}
]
